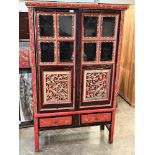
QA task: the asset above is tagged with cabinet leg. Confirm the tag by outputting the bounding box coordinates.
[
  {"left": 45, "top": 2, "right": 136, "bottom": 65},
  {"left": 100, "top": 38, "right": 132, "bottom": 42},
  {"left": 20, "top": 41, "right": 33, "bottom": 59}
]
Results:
[
  {"left": 109, "top": 112, "right": 115, "bottom": 144},
  {"left": 109, "top": 129, "right": 113, "bottom": 144},
  {"left": 34, "top": 118, "right": 39, "bottom": 152},
  {"left": 100, "top": 125, "right": 105, "bottom": 130}
]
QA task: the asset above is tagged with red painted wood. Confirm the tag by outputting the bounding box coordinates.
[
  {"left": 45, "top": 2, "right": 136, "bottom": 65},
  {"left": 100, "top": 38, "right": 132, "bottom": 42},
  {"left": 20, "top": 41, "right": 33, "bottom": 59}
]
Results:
[
  {"left": 34, "top": 118, "right": 39, "bottom": 152},
  {"left": 26, "top": 2, "right": 128, "bottom": 151},
  {"left": 28, "top": 8, "right": 37, "bottom": 114},
  {"left": 81, "top": 113, "right": 111, "bottom": 124},
  {"left": 28, "top": 7, "right": 39, "bottom": 152},
  {"left": 109, "top": 111, "right": 115, "bottom": 144},
  {"left": 25, "top": 2, "right": 129, "bottom": 10},
  {"left": 113, "top": 11, "right": 125, "bottom": 109},
  {"left": 55, "top": 12, "right": 58, "bottom": 65},
  {"left": 40, "top": 116, "right": 72, "bottom": 127},
  {"left": 35, "top": 108, "right": 115, "bottom": 118},
  {"left": 19, "top": 50, "right": 30, "bottom": 68},
  {"left": 98, "top": 14, "right": 101, "bottom": 64}
]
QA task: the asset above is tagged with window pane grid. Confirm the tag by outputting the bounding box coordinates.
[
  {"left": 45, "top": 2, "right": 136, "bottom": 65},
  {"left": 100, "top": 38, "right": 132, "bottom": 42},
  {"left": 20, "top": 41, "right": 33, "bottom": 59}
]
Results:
[
  {"left": 37, "top": 12, "right": 118, "bottom": 65},
  {"left": 37, "top": 12, "right": 75, "bottom": 65},
  {"left": 82, "top": 13, "right": 118, "bottom": 64}
]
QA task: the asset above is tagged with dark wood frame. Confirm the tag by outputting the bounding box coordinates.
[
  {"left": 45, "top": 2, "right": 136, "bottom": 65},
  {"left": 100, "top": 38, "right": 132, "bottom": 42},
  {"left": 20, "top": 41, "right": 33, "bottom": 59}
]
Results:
[{"left": 26, "top": 2, "right": 128, "bottom": 152}]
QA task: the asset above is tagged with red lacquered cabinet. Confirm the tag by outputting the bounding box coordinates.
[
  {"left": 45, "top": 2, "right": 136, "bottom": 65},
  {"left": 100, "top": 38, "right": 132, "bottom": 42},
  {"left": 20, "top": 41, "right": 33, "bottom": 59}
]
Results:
[{"left": 26, "top": 1, "right": 128, "bottom": 152}]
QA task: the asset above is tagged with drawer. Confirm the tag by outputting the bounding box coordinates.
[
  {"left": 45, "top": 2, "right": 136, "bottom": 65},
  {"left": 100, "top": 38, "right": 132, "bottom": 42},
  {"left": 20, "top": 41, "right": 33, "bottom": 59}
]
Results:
[
  {"left": 81, "top": 113, "right": 111, "bottom": 124},
  {"left": 39, "top": 116, "right": 72, "bottom": 128}
]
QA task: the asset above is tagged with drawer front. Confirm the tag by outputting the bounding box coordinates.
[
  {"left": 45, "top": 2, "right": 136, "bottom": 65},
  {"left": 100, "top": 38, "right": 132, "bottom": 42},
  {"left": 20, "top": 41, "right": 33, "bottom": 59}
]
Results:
[
  {"left": 40, "top": 116, "right": 72, "bottom": 127},
  {"left": 81, "top": 113, "right": 111, "bottom": 124}
]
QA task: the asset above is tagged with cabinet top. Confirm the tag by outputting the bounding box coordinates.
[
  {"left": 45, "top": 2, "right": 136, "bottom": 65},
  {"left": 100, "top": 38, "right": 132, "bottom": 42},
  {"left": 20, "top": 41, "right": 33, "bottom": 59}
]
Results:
[{"left": 25, "top": 1, "right": 129, "bottom": 10}]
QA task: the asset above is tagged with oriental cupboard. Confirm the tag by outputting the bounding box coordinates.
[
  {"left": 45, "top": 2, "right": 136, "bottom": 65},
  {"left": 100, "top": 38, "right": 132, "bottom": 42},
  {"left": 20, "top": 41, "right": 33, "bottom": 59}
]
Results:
[{"left": 26, "top": 1, "right": 128, "bottom": 152}]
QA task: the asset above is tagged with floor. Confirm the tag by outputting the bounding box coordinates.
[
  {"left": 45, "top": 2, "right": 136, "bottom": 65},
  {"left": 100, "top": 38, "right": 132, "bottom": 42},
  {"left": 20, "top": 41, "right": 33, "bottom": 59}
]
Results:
[{"left": 19, "top": 96, "right": 135, "bottom": 155}]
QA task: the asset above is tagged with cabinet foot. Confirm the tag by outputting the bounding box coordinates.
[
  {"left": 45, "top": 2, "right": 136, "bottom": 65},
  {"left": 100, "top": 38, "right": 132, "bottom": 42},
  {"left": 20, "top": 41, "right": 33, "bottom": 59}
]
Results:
[
  {"left": 108, "top": 112, "right": 115, "bottom": 144},
  {"left": 34, "top": 118, "right": 39, "bottom": 152},
  {"left": 109, "top": 130, "right": 113, "bottom": 144}
]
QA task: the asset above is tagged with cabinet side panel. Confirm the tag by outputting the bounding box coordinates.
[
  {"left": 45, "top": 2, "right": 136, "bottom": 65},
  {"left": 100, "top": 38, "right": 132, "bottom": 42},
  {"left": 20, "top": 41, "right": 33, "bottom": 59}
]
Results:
[
  {"left": 113, "top": 11, "right": 125, "bottom": 108},
  {"left": 28, "top": 8, "right": 39, "bottom": 152},
  {"left": 28, "top": 8, "right": 38, "bottom": 114}
]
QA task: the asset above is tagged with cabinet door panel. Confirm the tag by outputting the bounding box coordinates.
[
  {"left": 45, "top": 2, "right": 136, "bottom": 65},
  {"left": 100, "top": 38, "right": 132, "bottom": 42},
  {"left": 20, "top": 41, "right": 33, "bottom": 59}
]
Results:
[
  {"left": 39, "top": 66, "right": 74, "bottom": 112},
  {"left": 42, "top": 71, "right": 72, "bottom": 105},
  {"left": 79, "top": 12, "right": 118, "bottom": 109},
  {"left": 83, "top": 69, "right": 110, "bottom": 102},
  {"left": 80, "top": 65, "right": 113, "bottom": 109}
]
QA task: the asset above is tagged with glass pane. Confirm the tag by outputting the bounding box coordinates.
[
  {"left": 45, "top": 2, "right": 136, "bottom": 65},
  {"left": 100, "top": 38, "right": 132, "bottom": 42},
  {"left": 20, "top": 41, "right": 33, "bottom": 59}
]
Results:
[
  {"left": 59, "top": 16, "right": 73, "bottom": 37},
  {"left": 59, "top": 42, "right": 74, "bottom": 62},
  {"left": 102, "top": 17, "right": 115, "bottom": 37},
  {"left": 101, "top": 42, "right": 113, "bottom": 61},
  {"left": 84, "top": 43, "right": 96, "bottom": 61},
  {"left": 40, "top": 42, "right": 54, "bottom": 62},
  {"left": 84, "top": 16, "right": 98, "bottom": 37},
  {"left": 39, "top": 15, "right": 54, "bottom": 37}
]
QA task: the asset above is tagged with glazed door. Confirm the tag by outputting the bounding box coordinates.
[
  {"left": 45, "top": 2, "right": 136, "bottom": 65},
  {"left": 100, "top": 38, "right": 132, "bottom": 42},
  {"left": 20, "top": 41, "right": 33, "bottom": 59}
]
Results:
[
  {"left": 35, "top": 10, "right": 119, "bottom": 112},
  {"left": 35, "top": 11, "right": 76, "bottom": 112},
  {"left": 79, "top": 13, "right": 119, "bottom": 109}
]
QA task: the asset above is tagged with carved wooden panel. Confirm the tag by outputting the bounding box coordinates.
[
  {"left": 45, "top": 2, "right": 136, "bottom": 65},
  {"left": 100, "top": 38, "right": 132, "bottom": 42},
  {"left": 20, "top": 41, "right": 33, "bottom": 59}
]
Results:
[
  {"left": 40, "top": 116, "right": 72, "bottom": 127},
  {"left": 81, "top": 113, "right": 111, "bottom": 124},
  {"left": 83, "top": 69, "right": 110, "bottom": 102},
  {"left": 42, "top": 71, "right": 72, "bottom": 105}
]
